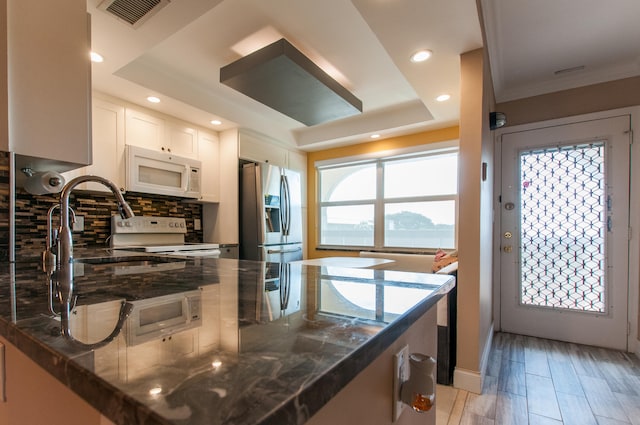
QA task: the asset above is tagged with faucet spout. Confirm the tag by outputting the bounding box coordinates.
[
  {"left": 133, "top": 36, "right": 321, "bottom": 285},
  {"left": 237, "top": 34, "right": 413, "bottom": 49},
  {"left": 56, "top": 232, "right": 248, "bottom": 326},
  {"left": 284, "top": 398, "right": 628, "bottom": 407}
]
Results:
[
  {"left": 58, "top": 175, "right": 134, "bottom": 267},
  {"left": 56, "top": 176, "right": 134, "bottom": 305}
]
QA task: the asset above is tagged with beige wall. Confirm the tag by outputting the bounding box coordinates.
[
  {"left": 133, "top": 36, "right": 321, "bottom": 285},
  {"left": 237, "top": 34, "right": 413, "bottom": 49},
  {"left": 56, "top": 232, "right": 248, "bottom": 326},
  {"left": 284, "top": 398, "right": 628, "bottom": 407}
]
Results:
[
  {"left": 455, "top": 47, "right": 495, "bottom": 392},
  {"left": 307, "top": 307, "right": 438, "bottom": 425},
  {"left": 496, "top": 76, "right": 640, "bottom": 127},
  {"left": 0, "top": 338, "right": 115, "bottom": 425}
]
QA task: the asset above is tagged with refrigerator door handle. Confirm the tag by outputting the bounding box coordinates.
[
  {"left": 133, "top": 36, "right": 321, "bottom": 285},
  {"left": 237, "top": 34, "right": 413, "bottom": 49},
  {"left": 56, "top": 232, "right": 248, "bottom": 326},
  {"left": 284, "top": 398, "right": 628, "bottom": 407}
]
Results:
[
  {"left": 280, "top": 174, "right": 291, "bottom": 236},
  {"left": 266, "top": 247, "right": 302, "bottom": 254}
]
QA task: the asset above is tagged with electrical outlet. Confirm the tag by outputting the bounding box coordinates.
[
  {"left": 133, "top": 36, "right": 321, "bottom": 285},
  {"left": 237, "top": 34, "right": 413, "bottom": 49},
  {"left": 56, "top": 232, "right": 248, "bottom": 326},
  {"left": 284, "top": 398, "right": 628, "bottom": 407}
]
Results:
[
  {"left": 194, "top": 218, "right": 201, "bottom": 231},
  {"left": 392, "top": 344, "right": 409, "bottom": 422},
  {"left": 73, "top": 215, "right": 84, "bottom": 232}
]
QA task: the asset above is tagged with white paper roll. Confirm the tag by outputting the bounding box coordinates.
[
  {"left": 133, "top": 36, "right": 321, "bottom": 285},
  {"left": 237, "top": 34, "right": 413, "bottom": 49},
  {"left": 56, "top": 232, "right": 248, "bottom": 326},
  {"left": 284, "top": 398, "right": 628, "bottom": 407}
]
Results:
[{"left": 23, "top": 171, "right": 66, "bottom": 195}]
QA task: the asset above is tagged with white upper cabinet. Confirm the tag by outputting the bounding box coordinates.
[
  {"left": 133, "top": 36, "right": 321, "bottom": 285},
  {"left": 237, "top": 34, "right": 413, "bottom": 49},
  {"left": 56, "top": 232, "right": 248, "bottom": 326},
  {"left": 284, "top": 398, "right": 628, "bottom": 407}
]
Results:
[
  {"left": 198, "top": 131, "right": 220, "bottom": 203},
  {"left": 125, "top": 109, "right": 165, "bottom": 151},
  {"left": 238, "top": 129, "right": 288, "bottom": 168},
  {"left": 3, "top": 0, "right": 91, "bottom": 172},
  {"left": 166, "top": 121, "right": 198, "bottom": 159},
  {"left": 62, "top": 96, "right": 126, "bottom": 192},
  {"left": 125, "top": 108, "right": 199, "bottom": 159}
]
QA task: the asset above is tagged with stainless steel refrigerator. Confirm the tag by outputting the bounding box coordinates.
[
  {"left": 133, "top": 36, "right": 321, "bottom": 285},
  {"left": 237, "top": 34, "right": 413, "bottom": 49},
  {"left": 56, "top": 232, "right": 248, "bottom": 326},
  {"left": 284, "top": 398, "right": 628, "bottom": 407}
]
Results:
[{"left": 240, "top": 162, "right": 303, "bottom": 263}]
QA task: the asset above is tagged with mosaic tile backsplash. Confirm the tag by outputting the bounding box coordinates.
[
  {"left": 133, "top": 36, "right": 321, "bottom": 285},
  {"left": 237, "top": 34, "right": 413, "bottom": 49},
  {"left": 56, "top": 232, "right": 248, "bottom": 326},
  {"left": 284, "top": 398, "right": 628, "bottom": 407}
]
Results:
[{"left": 0, "top": 152, "right": 203, "bottom": 261}]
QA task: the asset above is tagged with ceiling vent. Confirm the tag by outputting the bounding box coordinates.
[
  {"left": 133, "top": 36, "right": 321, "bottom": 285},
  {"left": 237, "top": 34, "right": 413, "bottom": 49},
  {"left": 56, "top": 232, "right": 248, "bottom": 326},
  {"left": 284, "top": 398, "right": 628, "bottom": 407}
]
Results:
[{"left": 98, "top": 0, "right": 171, "bottom": 28}]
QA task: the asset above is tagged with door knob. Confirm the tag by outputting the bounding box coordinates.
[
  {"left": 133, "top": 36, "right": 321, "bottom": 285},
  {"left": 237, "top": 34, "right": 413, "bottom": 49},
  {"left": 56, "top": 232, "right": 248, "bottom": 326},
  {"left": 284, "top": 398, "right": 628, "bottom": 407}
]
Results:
[{"left": 503, "top": 246, "right": 513, "bottom": 253}]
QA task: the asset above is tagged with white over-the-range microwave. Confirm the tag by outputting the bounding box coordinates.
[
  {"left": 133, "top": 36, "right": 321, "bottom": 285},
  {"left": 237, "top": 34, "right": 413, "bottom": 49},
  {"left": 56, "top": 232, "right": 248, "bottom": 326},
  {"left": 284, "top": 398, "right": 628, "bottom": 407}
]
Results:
[
  {"left": 126, "top": 290, "right": 202, "bottom": 346},
  {"left": 126, "top": 145, "right": 201, "bottom": 198}
]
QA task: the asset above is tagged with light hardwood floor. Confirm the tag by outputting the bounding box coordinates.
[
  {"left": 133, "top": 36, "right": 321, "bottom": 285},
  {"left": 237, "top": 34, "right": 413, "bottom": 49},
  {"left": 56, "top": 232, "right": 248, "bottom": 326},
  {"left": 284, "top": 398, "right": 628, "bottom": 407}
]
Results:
[{"left": 436, "top": 332, "right": 640, "bottom": 425}]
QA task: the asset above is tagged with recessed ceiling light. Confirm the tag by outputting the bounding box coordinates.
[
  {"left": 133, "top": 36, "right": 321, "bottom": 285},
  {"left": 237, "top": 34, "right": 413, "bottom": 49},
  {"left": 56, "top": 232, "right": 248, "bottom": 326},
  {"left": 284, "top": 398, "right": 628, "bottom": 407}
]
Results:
[
  {"left": 149, "top": 386, "right": 162, "bottom": 396},
  {"left": 90, "top": 51, "right": 104, "bottom": 63},
  {"left": 410, "top": 50, "right": 432, "bottom": 63},
  {"left": 436, "top": 94, "right": 451, "bottom": 102},
  {"left": 370, "top": 134, "right": 380, "bottom": 139},
  {"left": 146, "top": 96, "right": 161, "bottom": 104},
  {"left": 210, "top": 119, "right": 222, "bottom": 126}
]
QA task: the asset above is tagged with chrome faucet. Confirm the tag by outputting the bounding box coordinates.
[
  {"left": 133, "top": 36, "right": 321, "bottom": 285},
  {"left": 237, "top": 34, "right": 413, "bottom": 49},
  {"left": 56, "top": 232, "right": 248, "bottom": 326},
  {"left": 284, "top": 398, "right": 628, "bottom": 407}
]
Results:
[
  {"left": 50, "top": 175, "right": 135, "bottom": 349},
  {"left": 43, "top": 204, "right": 76, "bottom": 275},
  {"left": 57, "top": 175, "right": 134, "bottom": 282}
]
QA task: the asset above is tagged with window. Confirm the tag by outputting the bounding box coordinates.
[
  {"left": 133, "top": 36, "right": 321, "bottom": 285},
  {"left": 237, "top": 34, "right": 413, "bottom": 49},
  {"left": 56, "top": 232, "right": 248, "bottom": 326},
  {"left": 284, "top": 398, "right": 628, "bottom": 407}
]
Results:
[{"left": 317, "top": 146, "right": 458, "bottom": 250}]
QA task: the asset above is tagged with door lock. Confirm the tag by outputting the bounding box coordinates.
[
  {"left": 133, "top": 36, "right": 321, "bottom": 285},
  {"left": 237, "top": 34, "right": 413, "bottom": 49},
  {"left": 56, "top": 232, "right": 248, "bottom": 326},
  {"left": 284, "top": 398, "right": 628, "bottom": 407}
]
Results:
[
  {"left": 503, "top": 246, "right": 513, "bottom": 253},
  {"left": 504, "top": 231, "right": 512, "bottom": 239}
]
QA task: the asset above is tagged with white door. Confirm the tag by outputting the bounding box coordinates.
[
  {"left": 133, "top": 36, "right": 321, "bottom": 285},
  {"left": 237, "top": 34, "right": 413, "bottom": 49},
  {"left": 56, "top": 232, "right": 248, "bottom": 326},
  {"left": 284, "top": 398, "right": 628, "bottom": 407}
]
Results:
[{"left": 500, "top": 115, "right": 631, "bottom": 350}]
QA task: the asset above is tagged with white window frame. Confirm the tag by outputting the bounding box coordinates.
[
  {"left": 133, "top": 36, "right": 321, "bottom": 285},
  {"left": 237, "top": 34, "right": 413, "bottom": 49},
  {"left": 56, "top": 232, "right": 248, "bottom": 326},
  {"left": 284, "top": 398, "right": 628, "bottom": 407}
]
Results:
[{"left": 316, "top": 141, "right": 459, "bottom": 251}]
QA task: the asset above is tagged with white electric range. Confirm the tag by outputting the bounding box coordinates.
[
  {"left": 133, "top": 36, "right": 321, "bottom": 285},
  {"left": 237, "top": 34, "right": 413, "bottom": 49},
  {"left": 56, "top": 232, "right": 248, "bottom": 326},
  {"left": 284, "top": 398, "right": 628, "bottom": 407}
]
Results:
[{"left": 110, "top": 216, "right": 221, "bottom": 258}]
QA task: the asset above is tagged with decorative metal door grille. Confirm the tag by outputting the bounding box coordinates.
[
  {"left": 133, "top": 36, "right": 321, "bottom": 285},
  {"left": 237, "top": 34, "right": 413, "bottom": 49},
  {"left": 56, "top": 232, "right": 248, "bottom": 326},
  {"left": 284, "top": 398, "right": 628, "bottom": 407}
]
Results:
[{"left": 519, "top": 142, "right": 606, "bottom": 313}]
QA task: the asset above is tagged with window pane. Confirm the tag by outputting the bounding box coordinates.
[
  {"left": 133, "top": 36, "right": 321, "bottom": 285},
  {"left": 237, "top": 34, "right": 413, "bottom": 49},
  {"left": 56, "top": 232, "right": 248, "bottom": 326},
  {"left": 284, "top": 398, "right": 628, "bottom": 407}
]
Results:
[
  {"left": 321, "top": 205, "right": 374, "bottom": 246},
  {"left": 385, "top": 201, "right": 455, "bottom": 248},
  {"left": 320, "top": 163, "right": 376, "bottom": 202},
  {"left": 384, "top": 153, "right": 457, "bottom": 198}
]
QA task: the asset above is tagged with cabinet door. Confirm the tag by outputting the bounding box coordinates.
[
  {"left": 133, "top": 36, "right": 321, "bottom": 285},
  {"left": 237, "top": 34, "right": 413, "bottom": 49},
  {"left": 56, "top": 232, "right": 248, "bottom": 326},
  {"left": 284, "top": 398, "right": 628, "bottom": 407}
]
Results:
[
  {"left": 198, "top": 131, "right": 220, "bottom": 202},
  {"left": 61, "top": 97, "right": 125, "bottom": 192},
  {"left": 125, "top": 108, "right": 165, "bottom": 151},
  {"left": 4, "top": 0, "right": 91, "bottom": 169},
  {"left": 85, "top": 98, "right": 126, "bottom": 191},
  {"left": 239, "top": 131, "right": 288, "bottom": 167},
  {"left": 166, "top": 122, "right": 198, "bottom": 159}
]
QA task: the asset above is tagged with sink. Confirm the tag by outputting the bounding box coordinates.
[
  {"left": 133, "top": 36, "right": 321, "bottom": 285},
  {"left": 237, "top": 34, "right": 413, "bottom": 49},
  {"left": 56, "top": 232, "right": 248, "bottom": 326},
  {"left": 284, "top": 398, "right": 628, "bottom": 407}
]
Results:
[{"left": 75, "top": 256, "right": 186, "bottom": 275}]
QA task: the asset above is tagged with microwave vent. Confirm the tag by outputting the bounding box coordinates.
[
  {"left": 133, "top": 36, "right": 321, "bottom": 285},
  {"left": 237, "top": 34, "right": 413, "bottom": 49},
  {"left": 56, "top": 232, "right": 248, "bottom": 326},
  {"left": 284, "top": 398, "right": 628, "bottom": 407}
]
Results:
[{"left": 98, "top": 0, "right": 170, "bottom": 28}]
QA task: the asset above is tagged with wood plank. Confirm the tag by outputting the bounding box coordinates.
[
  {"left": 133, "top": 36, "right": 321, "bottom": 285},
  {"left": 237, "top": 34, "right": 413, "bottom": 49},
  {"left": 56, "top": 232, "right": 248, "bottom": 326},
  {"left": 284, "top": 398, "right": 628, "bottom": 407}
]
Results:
[
  {"left": 524, "top": 336, "right": 551, "bottom": 377},
  {"left": 447, "top": 388, "right": 469, "bottom": 425},
  {"left": 529, "top": 413, "right": 563, "bottom": 425},
  {"left": 459, "top": 411, "right": 495, "bottom": 425},
  {"left": 578, "top": 374, "right": 630, "bottom": 422},
  {"left": 605, "top": 374, "right": 640, "bottom": 396},
  {"left": 526, "top": 373, "right": 562, "bottom": 420},
  {"left": 567, "top": 342, "right": 604, "bottom": 378},
  {"left": 556, "top": 392, "right": 598, "bottom": 425},
  {"left": 595, "top": 416, "right": 632, "bottom": 425},
  {"left": 497, "top": 359, "right": 526, "bottom": 396},
  {"left": 614, "top": 393, "right": 640, "bottom": 425},
  {"left": 495, "top": 391, "right": 528, "bottom": 424},
  {"left": 486, "top": 346, "right": 503, "bottom": 379},
  {"left": 464, "top": 376, "right": 497, "bottom": 419},
  {"left": 548, "top": 358, "right": 584, "bottom": 396},
  {"left": 504, "top": 333, "right": 525, "bottom": 363}
]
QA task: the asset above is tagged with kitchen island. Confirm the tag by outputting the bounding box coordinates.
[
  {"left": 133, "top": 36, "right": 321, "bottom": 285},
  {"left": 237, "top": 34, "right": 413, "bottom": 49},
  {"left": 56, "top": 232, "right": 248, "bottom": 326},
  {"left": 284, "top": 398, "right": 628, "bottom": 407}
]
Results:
[{"left": 0, "top": 251, "right": 454, "bottom": 425}]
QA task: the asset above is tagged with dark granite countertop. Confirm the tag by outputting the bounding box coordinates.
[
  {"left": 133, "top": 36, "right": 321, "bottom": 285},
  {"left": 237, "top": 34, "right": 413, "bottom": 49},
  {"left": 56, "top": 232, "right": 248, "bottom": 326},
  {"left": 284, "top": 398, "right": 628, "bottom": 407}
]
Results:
[{"left": 0, "top": 249, "right": 454, "bottom": 425}]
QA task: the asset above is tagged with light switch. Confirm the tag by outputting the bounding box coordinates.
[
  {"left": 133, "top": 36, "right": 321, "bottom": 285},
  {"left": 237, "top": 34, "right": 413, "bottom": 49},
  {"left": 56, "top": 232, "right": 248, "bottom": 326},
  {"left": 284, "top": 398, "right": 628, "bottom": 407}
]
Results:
[{"left": 194, "top": 218, "right": 201, "bottom": 231}]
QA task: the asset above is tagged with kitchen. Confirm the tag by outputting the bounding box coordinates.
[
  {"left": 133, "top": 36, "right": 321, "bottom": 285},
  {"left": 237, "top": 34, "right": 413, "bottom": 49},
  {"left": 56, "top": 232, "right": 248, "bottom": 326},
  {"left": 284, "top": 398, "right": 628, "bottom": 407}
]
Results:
[{"left": 1, "top": 0, "right": 640, "bottom": 425}]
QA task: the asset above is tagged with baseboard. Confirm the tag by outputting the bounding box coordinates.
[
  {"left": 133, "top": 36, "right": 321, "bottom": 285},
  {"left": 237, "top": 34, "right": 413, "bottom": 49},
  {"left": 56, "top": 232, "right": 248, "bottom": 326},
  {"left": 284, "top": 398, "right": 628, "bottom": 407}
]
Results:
[
  {"left": 453, "top": 323, "right": 494, "bottom": 394},
  {"left": 480, "top": 324, "right": 494, "bottom": 373},
  {"left": 453, "top": 368, "right": 482, "bottom": 394}
]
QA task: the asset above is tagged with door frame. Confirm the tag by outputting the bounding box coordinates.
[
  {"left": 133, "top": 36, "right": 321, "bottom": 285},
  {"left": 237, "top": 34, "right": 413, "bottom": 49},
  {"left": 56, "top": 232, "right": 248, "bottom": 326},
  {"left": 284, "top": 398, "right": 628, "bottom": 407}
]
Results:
[{"left": 493, "top": 106, "right": 640, "bottom": 353}]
